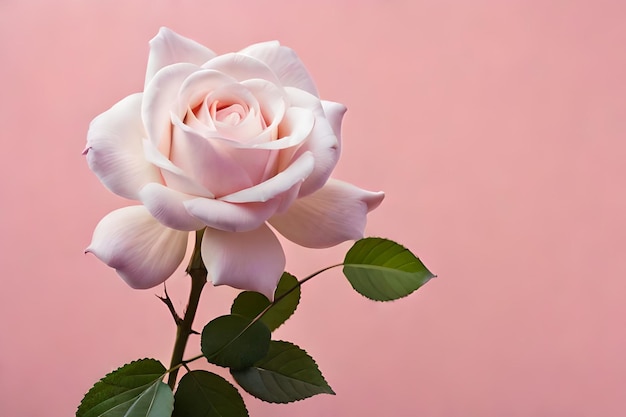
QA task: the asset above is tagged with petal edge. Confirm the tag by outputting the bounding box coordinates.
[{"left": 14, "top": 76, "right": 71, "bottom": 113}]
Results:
[
  {"left": 145, "top": 27, "right": 216, "bottom": 88},
  {"left": 86, "top": 206, "right": 188, "bottom": 289},
  {"left": 85, "top": 93, "right": 162, "bottom": 200},
  {"left": 270, "top": 179, "right": 384, "bottom": 248},
  {"left": 201, "top": 225, "right": 285, "bottom": 300}
]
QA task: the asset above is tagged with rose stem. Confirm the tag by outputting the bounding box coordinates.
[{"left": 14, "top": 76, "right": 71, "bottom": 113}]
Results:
[
  {"left": 169, "top": 262, "right": 345, "bottom": 369},
  {"left": 167, "top": 228, "right": 207, "bottom": 390}
]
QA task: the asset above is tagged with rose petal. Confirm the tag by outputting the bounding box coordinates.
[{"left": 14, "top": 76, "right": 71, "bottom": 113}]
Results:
[
  {"left": 247, "top": 106, "right": 314, "bottom": 150},
  {"left": 175, "top": 69, "right": 240, "bottom": 127},
  {"left": 184, "top": 197, "right": 281, "bottom": 232},
  {"left": 321, "top": 100, "right": 347, "bottom": 146},
  {"left": 142, "top": 138, "right": 214, "bottom": 198},
  {"left": 85, "top": 93, "right": 162, "bottom": 200},
  {"left": 220, "top": 151, "right": 314, "bottom": 203},
  {"left": 202, "top": 52, "right": 283, "bottom": 87},
  {"left": 139, "top": 183, "right": 206, "bottom": 231},
  {"left": 240, "top": 78, "right": 286, "bottom": 139},
  {"left": 145, "top": 27, "right": 216, "bottom": 88},
  {"left": 201, "top": 224, "right": 285, "bottom": 300},
  {"left": 292, "top": 125, "right": 341, "bottom": 195},
  {"left": 269, "top": 179, "right": 384, "bottom": 248},
  {"left": 239, "top": 41, "right": 319, "bottom": 96},
  {"left": 277, "top": 87, "right": 343, "bottom": 197},
  {"left": 143, "top": 62, "right": 199, "bottom": 155},
  {"left": 170, "top": 119, "right": 255, "bottom": 197},
  {"left": 274, "top": 178, "right": 303, "bottom": 214},
  {"left": 173, "top": 113, "right": 276, "bottom": 188},
  {"left": 181, "top": 105, "right": 313, "bottom": 152},
  {"left": 172, "top": 104, "right": 311, "bottom": 194},
  {"left": 86, "top": 206, "right": 188, "bottom": 289},
  {"left": 205, "top": 83, "right": 265, "bottom": 141}
]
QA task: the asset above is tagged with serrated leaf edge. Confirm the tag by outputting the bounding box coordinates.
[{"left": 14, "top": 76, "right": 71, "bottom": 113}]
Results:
[
  {"left": 232, "top": 340, "right": 334, "bottom": 404},
  {"left": 77, "top": 358, "right": 167, "bottom": 417},
  {"left": 266, "top": 272, "right": 301, "bottom": 332},
  {"left": 175, "top": 370, "right": 249, "bottom": 417},
  {"left": 230, "top": 272, "right": 301, "bottom": 332}
]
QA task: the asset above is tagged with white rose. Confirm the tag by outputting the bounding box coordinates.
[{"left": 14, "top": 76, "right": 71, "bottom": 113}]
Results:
[{"left": 84, "top": 28, "right": 383, "bottom": 299}]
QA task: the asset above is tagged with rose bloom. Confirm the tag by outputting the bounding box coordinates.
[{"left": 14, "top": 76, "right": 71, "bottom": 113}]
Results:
[{"left": 84, "top": 28, "right": 383, "bottom": 299}]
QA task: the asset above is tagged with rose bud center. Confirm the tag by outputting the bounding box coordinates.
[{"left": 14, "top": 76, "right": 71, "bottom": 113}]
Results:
[{"left": 212, "top": 101, "right": 246, "bottom": 126}]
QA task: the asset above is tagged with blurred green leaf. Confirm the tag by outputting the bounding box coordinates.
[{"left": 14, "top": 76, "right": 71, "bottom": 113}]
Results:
[
  {"left": 173, "top": 370, "right": 248, "bottom": 417},
  {"left": 201, "top": 314, "right": 270, "bottom": 370},
  {"left": 77, "top": 358, "right": 173, "bottom": 417},
  {"left": 231, "top": 272, "right": 300, "bottom": 331},
  {"left": 343, "top": 237, "right": 435, "bottom": 301},
  {"left": 231, "top": 341, "right": 334, "bottom": 403}
]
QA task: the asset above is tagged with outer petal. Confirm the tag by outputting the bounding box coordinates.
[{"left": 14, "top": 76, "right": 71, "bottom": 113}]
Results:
[
  {"left": 321, "top": 100, "right": 347, "bottom": 147},
  {"left": 201, "top": 224, "right": 285, "bottom": 300},
  {"left": 298, "top": 100, "right": 346, "bottom": 195},
  {"left": 86, "top": 206, "right": 188, "bottom": 289},
  {"left": 145, "top": 27, "right": 216, "bottom": 88},
  {"left": 84, "top": 93, "right": 163, "bottom": 200},
  {"left": 139, "top": 183, "right": 206, "bottom": 231},
  {"left": 183, "top": 197, "right": 281, "bottom": 232},
  {"left": 238, "top": 41, "right": 319, "bottom": 96},
  {"left": 269, "top": 179, "right": 384, "bottom": 248},
  {"left": 280, "top": 88, "right": 344, "bottom": 197}
]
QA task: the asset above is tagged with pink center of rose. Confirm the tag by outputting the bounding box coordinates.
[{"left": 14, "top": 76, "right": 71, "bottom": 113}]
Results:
[
  {"left": 211, "top": 101, "right": 247, "bottom": 126},
  {"left": 185, "top": 93, "right": 270, "bottom": 146}
]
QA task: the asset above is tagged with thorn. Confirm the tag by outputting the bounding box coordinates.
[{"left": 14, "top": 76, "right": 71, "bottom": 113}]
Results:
[{"left": 157, "top": 284, "right": 182, "bottom": 325}]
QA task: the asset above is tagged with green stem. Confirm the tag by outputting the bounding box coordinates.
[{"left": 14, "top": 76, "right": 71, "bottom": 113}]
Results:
[{"left": 167, "top": 229, "right": 207, "bottom": 390}]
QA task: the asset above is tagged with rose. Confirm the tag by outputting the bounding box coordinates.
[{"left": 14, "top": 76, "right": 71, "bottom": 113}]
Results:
[{"left": 84, "top": 28, "right": 384, "bottom": 299}]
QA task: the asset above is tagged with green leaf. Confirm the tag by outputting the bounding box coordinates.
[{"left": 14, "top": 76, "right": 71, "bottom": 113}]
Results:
[
  {"left": 173, "top": 370, "right": 248, "bottom": 417},
  {"left": 343, "top": 237, "right": 435, "bottom": 301},
  {"left": 231, "top": 341, "right": 334, "bottom": 403},
  {"left": 231, "top": 272, "right": 301, "bottom": 331},
  {"left": 201, "top": 314, "right": 271, "bottom": 370},
  {"left": 77, "top": 358, "right": 173, "bottom": 417}
]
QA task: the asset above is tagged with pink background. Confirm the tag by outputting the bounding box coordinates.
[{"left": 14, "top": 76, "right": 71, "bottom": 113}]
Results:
[{"left": 1, "top": 1, "right": 625, "bottom": 415}]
